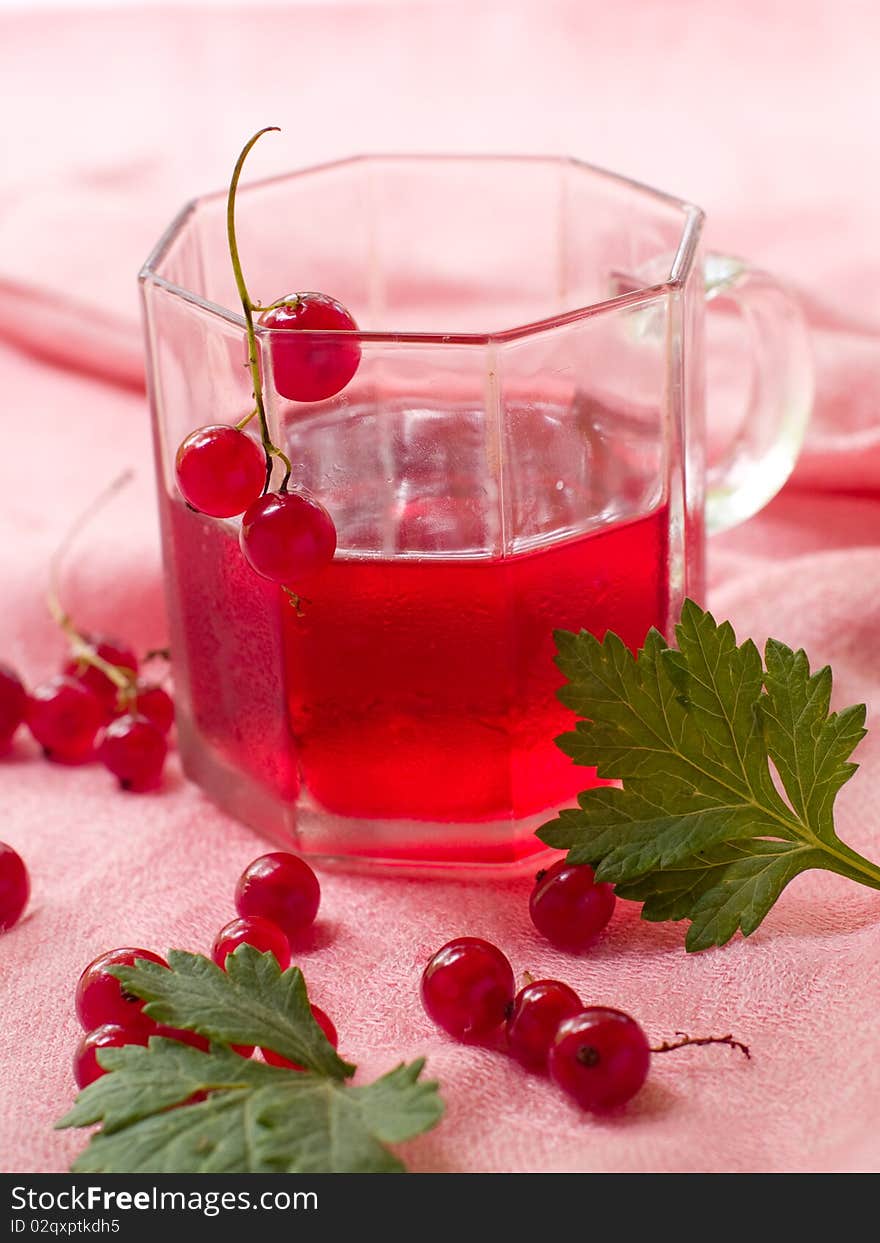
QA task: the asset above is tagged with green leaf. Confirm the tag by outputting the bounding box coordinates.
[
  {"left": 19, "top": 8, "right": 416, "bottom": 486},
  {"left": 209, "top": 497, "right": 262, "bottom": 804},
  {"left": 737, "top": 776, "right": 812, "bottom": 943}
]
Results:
[
  {"left": 683, "top": 844, "right": 824, "bottom": 951},
  {"left": 761, "top": 638, "right": 866, "bottom": 841},
  {"left": 60, "top": 1044, "right": 440, "bottom": 1174},
  {"left": 615, "top": 840, "right": 785, "bottom": 923},
  {"left": 111, "top": 946, "right": 354, "bottom": 1079},
  {"left": 256, "top": 1061, "right": 441, "bottom": 1173},
  {"left": 540, "top": 601, "right": 880, "bottom": 949},
  {"left": 57, "top": 950, "right": 443, "bottom": 1173}
]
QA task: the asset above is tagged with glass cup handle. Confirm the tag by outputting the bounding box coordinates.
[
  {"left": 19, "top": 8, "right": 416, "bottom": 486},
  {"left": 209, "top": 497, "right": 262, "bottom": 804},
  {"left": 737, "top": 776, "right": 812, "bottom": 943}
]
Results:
[{"left": 703, "top": 252, "right": 814, "bottom": 534}]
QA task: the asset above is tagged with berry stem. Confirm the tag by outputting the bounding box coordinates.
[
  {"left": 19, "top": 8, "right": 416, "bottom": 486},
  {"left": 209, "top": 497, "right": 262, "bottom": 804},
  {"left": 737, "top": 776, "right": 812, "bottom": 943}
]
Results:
[
  {"left": 226, "top": 127, "right": 293, "bottom": 493},
  {"left": 46, "top": 471, "right": 137, "bottom": 697},
  {"left": 252, "top": 297, "right": 300, "bottom": 314},
  {"left": 650, "top": 1032, "right": 751, "bottom": 1060},
  {"left": 235, "top": 408, "right": 259, "bottom": 431}
]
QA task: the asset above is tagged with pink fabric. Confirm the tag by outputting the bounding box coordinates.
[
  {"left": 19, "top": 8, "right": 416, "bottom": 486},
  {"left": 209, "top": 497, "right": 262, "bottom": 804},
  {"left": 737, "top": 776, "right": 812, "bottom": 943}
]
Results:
[{"left": 2, "top": 0, "right": 880, "bottom": 1174}]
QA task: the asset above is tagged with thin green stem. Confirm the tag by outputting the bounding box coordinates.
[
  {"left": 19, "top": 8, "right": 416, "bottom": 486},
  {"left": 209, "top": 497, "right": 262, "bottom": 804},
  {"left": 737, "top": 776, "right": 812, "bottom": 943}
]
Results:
[
  {"left": 272, "top": 447, "right": 293, "bottom": 492},
  {"left": 810, "top": 835, "right": 880, "bottom": 890},
  {"left": 226, "top": 126, "right": 283, "bottom": 489},
  {"left": 235, "top": 408, "right": 258, "bottom": 431},
  {"left": 252, "top": 297, "right": 300, "bottom": 314},
  {"left": 47, "top": 471, "right": 138, "bottom": 698}
]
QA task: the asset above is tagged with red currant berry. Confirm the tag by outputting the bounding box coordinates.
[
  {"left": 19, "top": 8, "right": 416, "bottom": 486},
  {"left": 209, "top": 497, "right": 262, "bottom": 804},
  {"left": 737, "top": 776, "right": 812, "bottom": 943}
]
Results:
[
  {"left": 0, "top": 841, "right": 29, "bottom": 931},
  {"left": 150, "top": 1024, "right": 210, "bottom": 1052},
  {"left": 420, "top": 937, "right": 515, "bottom": 1042},
  {"left": 260, "top": 292, "right": 360, "bottom": 403},
  {"left": 27, "top": 676, "right": 105, "bottom": 763},
  {"left": 175, "top": 424, "right": 266, "bottom": 518},
  {"left": 0, "top": 664, "right": 27, "bottom": 750},
  {"left": 99, "top": 713, "right": 167, "bottom": 792},
  {"left": 505, "top": 979, "right": 583, "bottom": 1071},
  {"left": 239, "top": 491, "right": 336, "bottom": 586},
  {"left": 529, "top": 859, "right": 616, "bottom": 952},
  {"left": 124, "top": 684, "right": 174, "bottom": 735},
  {"left": 63, "top": 637, "right": 139, "bottom": 715},
  {"left": 549, "top": 1008, "right": 651, "bottom": 1112},
  {"left": 234, "top": 852, "right": 320, "bottom": 940},
  {"left": 73, "top": 1024, "right": 151, "bottom": 1089},
  {"left": 211, "top": 915, "right": 291, "bottom": 970},
  {"left": 75, "top": 947, "right": 167, "bottom": 1031},
  {"left": 262, "top": 1005, "right": 337, "bottom": 1069}
]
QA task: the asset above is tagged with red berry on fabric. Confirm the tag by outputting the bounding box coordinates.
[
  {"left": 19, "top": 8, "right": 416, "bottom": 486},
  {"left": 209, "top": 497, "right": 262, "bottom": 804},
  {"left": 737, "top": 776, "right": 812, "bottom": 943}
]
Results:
[
  {"left": 0, "top": 841, "right": 29, "bottom": 932},
  {"left": 75, "top": 947, "right": 167, "bottom": 1031},
  {"left": 211, "top": 915, "right": 291, "bottom": 970},
  {"left": 149, "top": 1024, "right": 210, "bottom": 1052},
  {"left": 529, "top": 859, "right": 616, "bottom": 952},
  {"left": 261, "top": 1005, "right": 337, "bottom": 1069},
  {"left": 506, "top": 979, "right": 583, "bottom": 1071},
  {"left": 0, "top": 664, "right": 27, "bottom": 750},
  {"left": 420, "top": 937, "right": 515, "bottom": 1042},
  {"left": 260, "top": 292, "right": 360, "bottom": 402},
  {"left": 234, "top": 852, "right": 320, "bottom": 940},
  {"left": 73, "top": 1023, "right": 151, "bottom": 1089},
  {"left": 99, "top": 713, "right": 167, "bottom": 792},
  {"left": 175, "top": 424, "right": 266, "bottom": 518},
  {"left": 26, "top": 676, "right": 105, "bottom": 763},
  {"left": 123, "top": 684, "right": 174, "bottom": 735},
  {"left": 549, "top": 1008, "right": 651, "bottom": 1112},
  {"left": 63, "top": 637, "right": 139, "bottom": 714},
  {"left": 239, "top": 491, "right": 336, "bottom": 586}
]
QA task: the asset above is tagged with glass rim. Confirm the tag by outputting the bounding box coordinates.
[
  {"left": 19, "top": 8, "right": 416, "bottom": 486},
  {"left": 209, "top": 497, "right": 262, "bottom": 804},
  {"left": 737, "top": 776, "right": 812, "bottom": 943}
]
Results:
[{"left": 139, "top": 152, "right": 705, "bottom": 345}]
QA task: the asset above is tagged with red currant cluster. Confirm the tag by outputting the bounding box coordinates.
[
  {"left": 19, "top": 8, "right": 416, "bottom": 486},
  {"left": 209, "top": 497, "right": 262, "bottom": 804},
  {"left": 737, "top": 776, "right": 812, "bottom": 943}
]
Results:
[
  {"left": 421, "top": 934, "right": 652, "bottom": 1112},
  {"left": 174, "top": 301, "right": 347, "bottom": 588},
  {"left": 1, "top": 645, "right": 173, "bottom": 791},
  {"left": 72, "top": 851, "right": 338, "bottom": 1088},
  {"left": 174, "top": 130, "right": 360, "bottom": 595},
  {"left": 421, "top": 860, "right": 748, "bottom": 1112}
]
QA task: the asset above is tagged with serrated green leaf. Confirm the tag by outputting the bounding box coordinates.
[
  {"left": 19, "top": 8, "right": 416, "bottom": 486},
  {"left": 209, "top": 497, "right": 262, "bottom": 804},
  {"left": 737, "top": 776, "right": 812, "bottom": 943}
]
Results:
[
  {"left": 256, "top": 1061, "right": 440, "bottom": 1173},
  {"left": 555, "top": 612, "right": 789, "bottom": 811},
  {"left": 70, "top": 1092, "right": 262, "bottom": 1174},
  {"left": 58, "top": 949, "right": 444, "bottom": 1173},
  {"left": 111, "top": 946, "right": 353, "bottom": 1079},
  {"left": 672, "top": 600, "right": 776, "bottom": 807},
  {"left": 60, "top": 1042, "right": 441, "bottom": 1174},
  {"left": 57, "top": 1040, "right": 282, "bottom": 1134},
  {"left": 761, "top": 638, "right": 866, "bottom": 841},
  {"left": 583, "top": 802, "right": 783, "bottom": 885},
  {"left": 684, "top": 844, "right": 823, "bottom": 951},
  {"left": 615, "top": 840, "right": 783, "bottom": 923},
  {"left": 541, "top": 600, "right": 880, "bottom": 950}
]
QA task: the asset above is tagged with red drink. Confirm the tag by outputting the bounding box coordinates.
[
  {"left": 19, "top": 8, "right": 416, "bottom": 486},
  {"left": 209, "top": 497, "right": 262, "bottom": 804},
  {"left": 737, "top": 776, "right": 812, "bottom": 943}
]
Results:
[{"left": 165, "top": 499, "right": 668, "bottom": 860}]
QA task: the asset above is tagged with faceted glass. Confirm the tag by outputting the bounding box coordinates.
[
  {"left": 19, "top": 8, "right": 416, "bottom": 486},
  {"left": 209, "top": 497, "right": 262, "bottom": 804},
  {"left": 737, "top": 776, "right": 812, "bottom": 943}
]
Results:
[{"left": 140, "top": 156, "right": 810, "bottom": 871}]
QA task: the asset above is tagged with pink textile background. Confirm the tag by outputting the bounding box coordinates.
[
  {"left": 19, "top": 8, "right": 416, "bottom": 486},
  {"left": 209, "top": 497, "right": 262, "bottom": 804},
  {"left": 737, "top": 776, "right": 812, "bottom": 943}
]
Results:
[{"left": 2, "top": 0, "right": 880, "bottom": 1174}]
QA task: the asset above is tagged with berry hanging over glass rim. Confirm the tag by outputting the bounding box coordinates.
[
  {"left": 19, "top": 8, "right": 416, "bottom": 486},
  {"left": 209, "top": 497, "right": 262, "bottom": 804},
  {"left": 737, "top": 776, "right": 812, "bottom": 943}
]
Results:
[
  {"left": 172, "top": 127, "right": 356, "bottom": 594},
  {"left": 260, "top": 291, "right": 360, "bottom": 402}
]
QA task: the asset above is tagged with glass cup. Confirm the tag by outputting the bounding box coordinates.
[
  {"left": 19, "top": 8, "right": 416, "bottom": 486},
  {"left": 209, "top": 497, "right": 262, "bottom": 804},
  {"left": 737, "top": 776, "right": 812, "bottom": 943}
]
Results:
[{"left": 140, "top": 155, "right": 812, "bottom": 873}]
